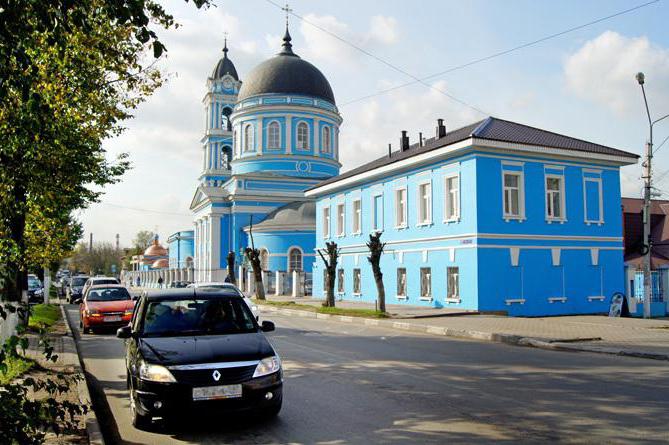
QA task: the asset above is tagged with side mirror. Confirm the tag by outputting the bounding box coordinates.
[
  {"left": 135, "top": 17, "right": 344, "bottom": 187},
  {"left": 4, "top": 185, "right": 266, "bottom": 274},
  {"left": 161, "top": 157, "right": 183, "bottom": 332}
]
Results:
[
  {"left": 116, "top": 325, "right": 132, "bottom": 339},
  {"left": 261, "top": 321, "right": 275, "bottom": 332},
  {"left": 131, "top": 294, "right": 139, "bottom": 301}
]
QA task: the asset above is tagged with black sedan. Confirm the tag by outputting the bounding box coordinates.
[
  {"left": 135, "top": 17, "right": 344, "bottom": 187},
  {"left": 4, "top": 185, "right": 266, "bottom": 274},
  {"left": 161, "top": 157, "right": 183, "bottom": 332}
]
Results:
[{"left": 117, "top": 288, "right": 282, "bottom": 429}]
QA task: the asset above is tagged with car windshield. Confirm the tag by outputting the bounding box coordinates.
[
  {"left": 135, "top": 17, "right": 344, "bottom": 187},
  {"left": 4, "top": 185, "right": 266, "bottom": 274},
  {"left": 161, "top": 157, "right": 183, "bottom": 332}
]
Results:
[
  {"left": 142, "top": 297, "right": 256, "bottom": 337},
  {"left": 72, "top": 278, "right": 87, "bottom": 286},
  {"left": 87, "top": 288, "right": 131, "bottom": 302},
  {"left": 28, "top": 279, "right": 40, "bottom": 289}
]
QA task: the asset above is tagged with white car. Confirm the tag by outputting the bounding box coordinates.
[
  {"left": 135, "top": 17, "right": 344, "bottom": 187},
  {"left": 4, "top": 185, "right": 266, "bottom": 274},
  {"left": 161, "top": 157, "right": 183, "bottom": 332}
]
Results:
[
  {"left": 82, "top": 276, "right": 120, "bottom": 299},
  {"left": 188, "top": 282, "right": 259, "bottom": 317}
]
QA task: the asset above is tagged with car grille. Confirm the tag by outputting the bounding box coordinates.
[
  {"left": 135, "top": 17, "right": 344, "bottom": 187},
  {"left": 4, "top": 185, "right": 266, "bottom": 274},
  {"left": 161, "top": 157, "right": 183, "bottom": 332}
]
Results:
[
  {"left": 101, "top": 311, "right": 124, "bottom": 316},
  {"left": 170, "top": 365, "right": 257, "bottom": 386}
]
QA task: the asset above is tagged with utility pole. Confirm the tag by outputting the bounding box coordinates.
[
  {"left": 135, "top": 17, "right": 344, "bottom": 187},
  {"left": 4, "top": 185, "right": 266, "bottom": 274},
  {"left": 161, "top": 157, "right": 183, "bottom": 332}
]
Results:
[
  {"left": 89, "top": 233, "right": 93, "bottom": 253},
  {"left": 636, "top": 72, "right": 669, "bottom": 318},
  {"left": 115, "top": 233, "right": 120, "bottom": 250}
]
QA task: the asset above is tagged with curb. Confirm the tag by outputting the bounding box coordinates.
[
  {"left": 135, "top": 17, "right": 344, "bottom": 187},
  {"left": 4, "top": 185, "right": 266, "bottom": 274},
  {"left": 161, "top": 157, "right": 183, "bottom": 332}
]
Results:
[
  {"left": 60, "top": 305, "right": 105, "bottom": 445},
  {"left": 259, "top": 304, "right": 669, "bottom": 362}
]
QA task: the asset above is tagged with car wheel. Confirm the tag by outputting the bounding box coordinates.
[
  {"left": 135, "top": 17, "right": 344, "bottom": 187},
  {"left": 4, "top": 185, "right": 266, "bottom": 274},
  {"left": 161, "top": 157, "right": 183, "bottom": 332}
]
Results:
[{"left": 130, "top": 388, "right": 152, "bottom": 430}]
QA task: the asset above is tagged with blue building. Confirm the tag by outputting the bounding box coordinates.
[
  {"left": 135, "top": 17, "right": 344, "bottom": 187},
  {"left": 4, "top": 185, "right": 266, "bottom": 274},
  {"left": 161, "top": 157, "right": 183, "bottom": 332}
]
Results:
[
  {"left": 188, "top": 29, "right": 341, "bottom": 285},
  {"left": 306, "top": 118, "right": 639, "bottom": 316}
]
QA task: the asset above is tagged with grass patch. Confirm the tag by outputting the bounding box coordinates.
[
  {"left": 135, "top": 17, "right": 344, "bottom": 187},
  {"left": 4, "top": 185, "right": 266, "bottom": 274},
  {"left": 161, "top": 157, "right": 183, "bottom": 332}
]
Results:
[
  {"left": 0, "top": 355, "right": 35, "bottom": 385},
  {"left": 28, "top": 304, "right": 61, "bottom": 330},
  {"left": 255, "top": 300, "right": 390, "bottom": 318}
]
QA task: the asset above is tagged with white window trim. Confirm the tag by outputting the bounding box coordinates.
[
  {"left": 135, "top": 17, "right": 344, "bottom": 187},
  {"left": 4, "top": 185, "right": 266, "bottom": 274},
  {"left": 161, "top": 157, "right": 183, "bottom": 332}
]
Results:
[
  {"left": 296, "top": 121, "right": 310, "bottom": 150},
  {"left": 502, "top": 170, "right": 526, "bottom": 221},
  {"left": 545, "top": 173, "right": 567, "bottom": 223},
  {"left": 583, "top": 176, "right": 604, "bottom": 225},
  {"left": 336, "top": 202, "right": 346, "bottom": 237},
  {"left": 420, "top": 267, "right": 432, "bottom": 301},
  {"left": 352, "top": 268, "right": 362, "bottom": 295},
  {"left": 243, "top": 123, "right": 255, "bottom": 152},
  {"left": 322, "top": 207, "right": 330, "bottom": 239},
  {"left": 417, "top": 180, "right": 433, "bottom": 226},
  {"left": 321, "top": 126, "right": 331, "bottom": 153},
  {"left": 351, "top": 198, "right": 362, "bottom": 235},
  {"left": 287, "top": 246, "right": 303, "bottom": 272},
  {"left": 337, "top": 268, "right": 345, "bottom": 294},
  {"left": 443, "top": 173, "right": 461, "bottom": 223},
  {"left": 267, "top": 120, "right": 282, "bottom": 150},
  {"left": 446, "top": 266, "right": 460, "bottom": 301},
  {"left": 371, "top": 192, "right": 384, "bottom": 233},
  {"left": 396, "top": 268, "right": 407, "bottom": 299},
  {"left": 394, "top": 186, "right": 408, "bottom": 229}
]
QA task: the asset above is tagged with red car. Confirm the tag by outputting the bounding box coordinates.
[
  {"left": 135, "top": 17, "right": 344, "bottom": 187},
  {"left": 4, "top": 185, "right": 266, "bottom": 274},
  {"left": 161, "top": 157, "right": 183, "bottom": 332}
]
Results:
[{"left": 80, "top": 285, "right": 136, "bottom": 334}]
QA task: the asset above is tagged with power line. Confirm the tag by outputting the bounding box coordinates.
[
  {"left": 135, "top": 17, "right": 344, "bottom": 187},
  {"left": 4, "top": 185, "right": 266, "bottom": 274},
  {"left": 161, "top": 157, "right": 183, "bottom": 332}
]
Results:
[
  {"left": 99, "top": 202, "right": 192, "bottom": 217},
  {"left": 336, "top": 0, "right": 660, "bottom": 106},
  {"left": 264, "top": 0, "right": 489, "bottom": 116},
  {"left": 653, "top": 133, "right": 669, "bottom": 155}
]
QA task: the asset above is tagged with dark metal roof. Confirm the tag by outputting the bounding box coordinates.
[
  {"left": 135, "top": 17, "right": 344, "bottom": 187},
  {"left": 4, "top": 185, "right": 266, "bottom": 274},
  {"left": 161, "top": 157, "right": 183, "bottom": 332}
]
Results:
[
  {"left": 237, "top": 29, "right": 335, "bottom": 104},
  {"left": 212, "top": 44, "right": 239, "bottom": 81},
  {"left": 311, "top": 117, "right": 639, "bottom": 191},
  {"left": 250, "top": 201, "right": 315, "bottom": 230}
]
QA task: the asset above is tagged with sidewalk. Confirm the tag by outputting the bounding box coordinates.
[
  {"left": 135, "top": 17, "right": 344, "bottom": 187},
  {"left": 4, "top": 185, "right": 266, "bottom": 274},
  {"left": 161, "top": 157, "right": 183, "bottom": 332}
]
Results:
[{"left": 257, "top": 297, "right": 669, "bottom": 361}]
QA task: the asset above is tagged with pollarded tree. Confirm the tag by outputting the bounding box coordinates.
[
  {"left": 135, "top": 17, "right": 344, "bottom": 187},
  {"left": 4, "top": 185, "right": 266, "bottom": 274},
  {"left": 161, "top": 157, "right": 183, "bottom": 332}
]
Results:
[
  {"left": 318, "top": 241, "right": 340, "bottom": 308},
  {"left": 244, "top": 217, "right": 266, "bottom": 300},
  {"left": 367, "top": 232, "right": 386, "bottom": 313},
  {"left": 226, "top": 251, "right": 237, "bottom": 285}
]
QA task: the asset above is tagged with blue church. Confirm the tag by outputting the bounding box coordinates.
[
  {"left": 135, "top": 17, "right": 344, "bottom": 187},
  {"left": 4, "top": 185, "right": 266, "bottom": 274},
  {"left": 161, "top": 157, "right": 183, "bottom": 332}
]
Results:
[
  {"left": 306, "top": 118, "right": 639, "bottom": 316},
  {"left": 188, "top": 28, "right": 341, "bottom": 290}
]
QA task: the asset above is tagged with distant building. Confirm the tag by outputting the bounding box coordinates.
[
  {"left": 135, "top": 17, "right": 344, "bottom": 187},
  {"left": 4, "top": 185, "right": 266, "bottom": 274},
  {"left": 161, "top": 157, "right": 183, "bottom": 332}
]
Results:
[
  {"left": 306, "top": 118, "right": 638, "bottom": 316},
  {"left": 622, "top": 198, "right": 669, "bottom": 316}
]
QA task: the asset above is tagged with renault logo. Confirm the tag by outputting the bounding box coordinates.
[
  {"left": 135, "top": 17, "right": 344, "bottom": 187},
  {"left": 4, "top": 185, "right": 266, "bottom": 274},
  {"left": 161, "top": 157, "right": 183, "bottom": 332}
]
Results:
[{"left": 212, "top": 370, "right": 221, "bottom": 382}]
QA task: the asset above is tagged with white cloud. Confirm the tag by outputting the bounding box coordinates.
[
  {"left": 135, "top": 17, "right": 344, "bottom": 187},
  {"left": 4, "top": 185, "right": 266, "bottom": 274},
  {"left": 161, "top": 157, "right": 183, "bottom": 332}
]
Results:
[
  {"left": 564, "top": 31, "right": 669, "bottom": 115},
  {"left": 368, "top": 16, "right": 398, "bottom": 45}
]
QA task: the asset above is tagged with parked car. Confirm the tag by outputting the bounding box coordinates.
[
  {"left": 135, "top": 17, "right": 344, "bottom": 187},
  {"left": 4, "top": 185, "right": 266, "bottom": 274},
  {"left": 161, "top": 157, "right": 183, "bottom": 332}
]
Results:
[
  {"left": 189, "top": 282, "right": 258, "bottom": 318},
  {"left": 79, "top": 285, "right": 135, "bottom": 334},
  {"left": 169, "top": 281, "right": 189, "bottom": 289},
  {"left": 67, "top": 275, "right": 90, "bottom": 303},
  {"left": 58, "top": 276, "right": 70, "bottom": 298},
  {"left": 117, "top": 288, "right": 282, "bottom": 429},
  {"left": 27, "top": 274, "right": 44, "bottom": 304},
  {"left": 82, "top": 276, "right": 120, "bottom": 297}
]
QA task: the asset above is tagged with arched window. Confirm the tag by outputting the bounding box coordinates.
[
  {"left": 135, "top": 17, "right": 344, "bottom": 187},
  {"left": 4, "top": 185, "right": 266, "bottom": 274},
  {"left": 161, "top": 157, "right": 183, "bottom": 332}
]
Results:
[
  {"left": 260, "top": 248, "right": 269, "bottom": 271},
  {"left": 221, "top": 145, "right": 232, "bottom": 169},
  {"left": 221, "top": 107, "right": 232, "bottom": 131},
  {"left": 288, "top": 248, "right": 302, "bottom": 272},
  {"left": 321, "top": 126, "right": 331, "bottom": 153},
  {"left": 296, "top": 122, "right": 309, "bottom": 150},
  {"left": 244, "top": 124, "right": 254, "bottom": 152},
  {"left": 268, "top": 121, "right": 281, "bottom": 149}
]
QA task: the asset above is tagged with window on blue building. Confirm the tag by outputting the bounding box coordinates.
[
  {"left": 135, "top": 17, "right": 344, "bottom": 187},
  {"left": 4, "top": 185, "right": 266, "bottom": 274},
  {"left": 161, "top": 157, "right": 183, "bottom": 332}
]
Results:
[
  {"left": 321, "top": 126, "right": 331, "bottom": 153},
  {"left": 244, "top": 124, "right": 253, "bottom": 152},
  {"left": 288, "top": 248, "right": 302, "bottom": 272},
  {"left": 353, "top": 269, "right": 361, "bottom": 295},
  {"left": 420, "top": 268, "right": 431, "bottom": 299},
  {"left": 395, "top": 188, "right": 407, "bottom": 228},
  {"left": 418, "top": 182, "right": 432, "bottom": 225},
  {"left": 584, "top": 177, "right": 603, "bottom": 223},
  {"left": 546, "top": 176, "right": 565, "bottom": 220},
  {"left": 337, "top": 203, "right": 345, "bottom": 236},
  {"left": 297, "top": 122, "right": 309, "bottom": 149},
  {"left": 323, "top": 207, "right": 330, "bottom": 238},
  {"left": 444, "top": 175, "right": 460, "bottom": 221},
  {"left": 397, "top": 268, "right": 406, "bottom": 297},
  {"left": 352, "top": 199, "right": 362, "bottom": 234},
  {"left": 372, "top": 194, "right": 383, "bottom": 231},
  {"left": 447, "top": 267, "right": 459, "bottom": 300},
  {"left": 268, "top": 121, "right": 281, "bottom": 149},
  {"left": 337, "top": 268, "right": 344, "bottom": 293},
  {"left": 503, "top": 172, "right": 523, "bottom": 218},
  {"left": 259, "top": 249, "right": 269, "bottom": 271}
]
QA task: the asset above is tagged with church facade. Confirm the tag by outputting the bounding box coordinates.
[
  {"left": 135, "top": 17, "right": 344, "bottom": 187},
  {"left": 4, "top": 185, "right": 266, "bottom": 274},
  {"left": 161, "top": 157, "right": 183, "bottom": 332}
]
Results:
[{"left": 189, "top": 29, "right": 341, "bottom": 286}]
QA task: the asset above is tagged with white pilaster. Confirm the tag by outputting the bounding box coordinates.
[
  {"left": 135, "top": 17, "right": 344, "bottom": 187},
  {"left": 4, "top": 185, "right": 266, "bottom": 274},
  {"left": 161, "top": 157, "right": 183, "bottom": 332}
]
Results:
[
  {"left": 286, "top": 116, "right": 292, "bottom": 154},
  {"left": 257, "top": 117, "right": 263, "bottom": 154},
  {"left": 210, "top": 215, "right": 221, "bottom": 281},
  {"left": 314, "top": 118, "right": 321, "bottom": 152}
]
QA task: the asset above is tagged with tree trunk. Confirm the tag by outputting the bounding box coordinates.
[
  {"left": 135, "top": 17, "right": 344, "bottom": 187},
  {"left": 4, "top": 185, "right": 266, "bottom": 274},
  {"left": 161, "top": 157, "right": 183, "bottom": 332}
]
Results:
[
  {"left": 372, "top": 262, "right": 385, "bottom": 313},
  {"left": 318, "top": 241, "right": 339, "bottom": 307},
  {"left": 5, "top": 182, "right": 28, "bottom": 303},
  {"left": 325, "top": 266, "right": 336, "bottom": 307},
  {"left": 226, "top": 251, "right": 236, "bottom": 285},
  {"left": 245, "top": 248, "right": 265, "bottom": 300},
  {"left": 367, "top": 232, "right": 386, "bottom": 313}
]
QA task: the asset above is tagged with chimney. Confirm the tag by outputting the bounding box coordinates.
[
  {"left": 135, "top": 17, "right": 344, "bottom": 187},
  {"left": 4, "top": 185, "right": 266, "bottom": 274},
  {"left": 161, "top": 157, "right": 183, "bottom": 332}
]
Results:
[
  {"left": 419, "top": 132, "right": 423, "bottom": 147},
  {"left": 436, "top": 118, "right": 446, "bottom": 139},
  {"left": 400, "top": 130, "right": 410, "bottom": 151},
  {"left": 388, "top": 143, "right": 392, "bottom": 157}
]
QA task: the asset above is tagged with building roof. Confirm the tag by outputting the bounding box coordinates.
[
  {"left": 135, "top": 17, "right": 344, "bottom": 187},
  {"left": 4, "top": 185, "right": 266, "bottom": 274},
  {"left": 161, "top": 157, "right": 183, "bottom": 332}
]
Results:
[
  {"left": 237, "top": 29, "right": 335, "bottom": 104},
  {"left": 212, "top": 41, "right": 239, "bottom": 81},
  {"left": 143, "top": 237, "right": 168, "bottom": 257},
  {"left": 310, "top": 117, "right": 639, "bottom": 192},
  {"left": 245, "top": 200, "right": 315, "bottom": 232},
  {"left": 152, "top": 258, "right": 169, "bottom": 269},
  {"left": 622, "top": 198, "right": 669, "bottom": 268}
]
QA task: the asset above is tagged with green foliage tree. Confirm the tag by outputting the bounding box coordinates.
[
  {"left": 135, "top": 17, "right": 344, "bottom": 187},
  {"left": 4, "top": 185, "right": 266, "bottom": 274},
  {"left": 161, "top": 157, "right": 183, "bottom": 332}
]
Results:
[
  {"left": 0, "top": 0, "right": 210, "bottom": 302},
  {"left": 132, "top": 230, "right": 156, "bottom": 252},
  {"left": 69, "top": 242, "right": 123, "bottom": 276}
]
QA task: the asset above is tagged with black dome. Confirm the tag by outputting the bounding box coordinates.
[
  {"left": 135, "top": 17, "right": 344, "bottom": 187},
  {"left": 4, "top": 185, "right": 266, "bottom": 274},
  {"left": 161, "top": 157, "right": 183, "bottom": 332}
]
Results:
[
  {"left": 238, "top": 29, "right": 335, "bottom": 104},
  {"left": 212, "top": 44, "right": 239, "bottom": 81}
]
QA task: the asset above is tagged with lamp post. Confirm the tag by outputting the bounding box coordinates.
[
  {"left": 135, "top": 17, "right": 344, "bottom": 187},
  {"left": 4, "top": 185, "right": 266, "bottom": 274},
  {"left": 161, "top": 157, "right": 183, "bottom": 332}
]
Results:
[{"left": 636, "top": 72, "right": 669, "bottom": 318}]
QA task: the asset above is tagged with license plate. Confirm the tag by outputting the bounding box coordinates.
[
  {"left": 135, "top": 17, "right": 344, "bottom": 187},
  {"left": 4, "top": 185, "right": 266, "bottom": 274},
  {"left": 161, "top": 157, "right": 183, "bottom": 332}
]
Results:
[
  {"left": 193, "top": 384, "right": 242, "bottom": 401},
  {"left": 103, "top": 316, "right": 121, "bottom": 322}
]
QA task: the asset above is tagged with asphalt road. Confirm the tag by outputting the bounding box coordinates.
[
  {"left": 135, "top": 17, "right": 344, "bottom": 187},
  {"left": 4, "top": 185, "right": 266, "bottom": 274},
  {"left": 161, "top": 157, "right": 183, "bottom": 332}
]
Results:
[{"left": 64, "top": 304, "right": 669, "bottom": 444}]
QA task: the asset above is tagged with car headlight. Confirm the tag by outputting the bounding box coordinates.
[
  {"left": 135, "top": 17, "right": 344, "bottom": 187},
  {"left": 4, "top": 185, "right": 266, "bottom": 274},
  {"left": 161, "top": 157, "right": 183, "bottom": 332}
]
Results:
[
  {"left": 253, "top": 356, "right": 281, "bottom": 378},
  {"left": 87, "top": 309, "right": 100, "bottom": 316},
  {"left": 139, "top": 362, "right": 176, "bottom": 383}
]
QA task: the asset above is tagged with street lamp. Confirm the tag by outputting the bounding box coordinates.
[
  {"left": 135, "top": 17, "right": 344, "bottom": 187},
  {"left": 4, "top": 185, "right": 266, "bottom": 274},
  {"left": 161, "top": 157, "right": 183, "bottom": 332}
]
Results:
[{"left": 636, "top": 72, "right": 669, "bottom": 318}]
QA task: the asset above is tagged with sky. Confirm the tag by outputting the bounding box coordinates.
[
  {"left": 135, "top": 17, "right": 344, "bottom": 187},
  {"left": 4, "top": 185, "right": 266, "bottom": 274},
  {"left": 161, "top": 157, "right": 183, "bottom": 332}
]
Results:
[{"left": 79, "top": 0, "right": 669, "bottom": 246}]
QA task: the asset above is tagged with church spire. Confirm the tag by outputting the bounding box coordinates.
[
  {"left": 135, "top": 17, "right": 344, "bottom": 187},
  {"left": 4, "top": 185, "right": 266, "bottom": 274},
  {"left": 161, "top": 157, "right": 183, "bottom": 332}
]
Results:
[
  {"left": 223, "top": 32, "right": 229, "bottom": 58},
  {"left": 279, "top": 3, "right": 296, "bottom": 56}
]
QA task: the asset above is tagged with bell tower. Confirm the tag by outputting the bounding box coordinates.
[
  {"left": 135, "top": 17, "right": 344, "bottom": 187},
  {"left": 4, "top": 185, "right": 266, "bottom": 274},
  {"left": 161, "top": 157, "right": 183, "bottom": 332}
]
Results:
[{"left": 200, "top": 36, "right": 242, "bottom": 187}]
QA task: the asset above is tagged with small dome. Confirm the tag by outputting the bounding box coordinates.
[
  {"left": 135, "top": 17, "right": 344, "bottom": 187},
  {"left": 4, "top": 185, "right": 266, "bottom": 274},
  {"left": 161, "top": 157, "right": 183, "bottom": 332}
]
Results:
[
  {"left": 152, "top": 258, "right": 169, "bottom": 269},
  {"left": 144, "top": 238, "right": 168, "bottom": 257},
  {"left": 212, "top": 42, "right": 239, "bottom": 81},
  {"left": 238, "top": 29, "right": 335, "bottom": 104},
  {"left": 254, "top": 201, "right": 315, "bottom": 230}
]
